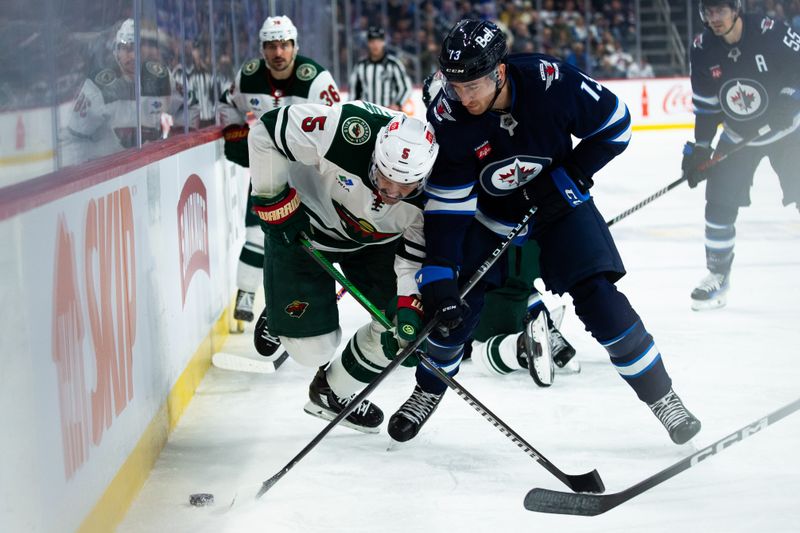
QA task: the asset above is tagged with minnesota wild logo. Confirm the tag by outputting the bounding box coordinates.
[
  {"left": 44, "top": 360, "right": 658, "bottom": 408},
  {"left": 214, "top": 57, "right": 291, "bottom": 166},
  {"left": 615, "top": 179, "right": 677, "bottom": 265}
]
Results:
[
  {"left": 145, "top": 61, "right": 167, "bottom": 78},
  {"left": 243, "top": 58, "right": 260, "bottom": 76},
  {"left": 341, "top": 117, "right": 371, "bottom": 145},
  {"left": 296, "top": 63, "right": 317, "bottom": 81},
  {"left": 332, "top": 200, "right": 396, "bottom": 243}
]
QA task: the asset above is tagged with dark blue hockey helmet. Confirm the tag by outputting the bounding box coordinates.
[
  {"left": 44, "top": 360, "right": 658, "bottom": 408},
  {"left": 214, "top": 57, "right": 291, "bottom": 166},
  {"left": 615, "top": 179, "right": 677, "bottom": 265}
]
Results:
[
  {"left": 438, "top": 19, "right": 508, "bottom": 83},
  {"left": 699, "top": 0, "right": 742, "bottom": 23}
]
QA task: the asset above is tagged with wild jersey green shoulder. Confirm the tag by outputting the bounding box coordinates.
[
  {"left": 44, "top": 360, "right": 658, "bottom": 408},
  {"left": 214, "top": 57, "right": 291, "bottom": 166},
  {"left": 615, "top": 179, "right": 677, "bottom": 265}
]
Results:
[
  {"left": 250, "top": 101, "right": 424, "bottom": 295},
  {"left": 260, "top": 100, "right": 397, "bottom": 178},
  {"left": 219, "top": 55, "right": 340, "bottom": 125}
]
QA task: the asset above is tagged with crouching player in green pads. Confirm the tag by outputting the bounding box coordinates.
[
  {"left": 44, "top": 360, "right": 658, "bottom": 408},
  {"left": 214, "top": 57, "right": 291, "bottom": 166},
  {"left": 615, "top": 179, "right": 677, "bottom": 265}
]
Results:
[
  {"left": 247, "top": 101, "right": 438, "bottom": 432},
  {"left": 469, "top": 239, "right": 580, "bottom": 386}
]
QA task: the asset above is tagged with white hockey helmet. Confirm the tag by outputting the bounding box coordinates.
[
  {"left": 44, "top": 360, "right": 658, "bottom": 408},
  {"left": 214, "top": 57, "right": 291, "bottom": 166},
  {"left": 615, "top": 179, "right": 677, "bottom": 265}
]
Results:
[
  {"left": 115, "top": 19, "right": 135, "bottom": 46},
  {"left": 259, "top": 16, "right": 298, "bottom": 46},
  {"left": 370, "top": 114, "right": 439, "bottom": 199}
]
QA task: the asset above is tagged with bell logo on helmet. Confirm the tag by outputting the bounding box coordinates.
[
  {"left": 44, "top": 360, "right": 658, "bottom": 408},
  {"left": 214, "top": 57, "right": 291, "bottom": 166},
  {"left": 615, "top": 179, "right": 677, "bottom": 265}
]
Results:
[{"left": 474, "top": 27, "right": 496, "bottom": 48}]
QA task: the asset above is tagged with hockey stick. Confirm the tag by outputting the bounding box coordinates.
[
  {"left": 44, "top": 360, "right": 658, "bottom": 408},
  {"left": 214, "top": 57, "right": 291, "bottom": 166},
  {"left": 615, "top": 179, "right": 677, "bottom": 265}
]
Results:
[
  {"left": 257, "top": 204, "right": 548, "bottom": 498},
  {"left": 606, "top": 125, "right": 773, "bottom": 227},
  {"left": 297, "top": 233, "right": 603, "bottom": 494},
  {"left": 523, "top": 396, "right": 800, "bottom": 516}
]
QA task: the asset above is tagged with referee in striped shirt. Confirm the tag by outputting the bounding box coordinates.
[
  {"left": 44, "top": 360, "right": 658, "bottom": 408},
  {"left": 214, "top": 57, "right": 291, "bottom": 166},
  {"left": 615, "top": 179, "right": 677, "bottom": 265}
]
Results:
[{"left": 348, "top": 26, "right": 412, "bottom": 111}]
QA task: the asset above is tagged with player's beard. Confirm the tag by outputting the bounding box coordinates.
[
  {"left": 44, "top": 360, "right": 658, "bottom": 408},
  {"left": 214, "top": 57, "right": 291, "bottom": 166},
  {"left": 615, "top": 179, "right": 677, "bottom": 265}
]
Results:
[{"left": 268, "top": 56, "right": 293, "bottom": 73}]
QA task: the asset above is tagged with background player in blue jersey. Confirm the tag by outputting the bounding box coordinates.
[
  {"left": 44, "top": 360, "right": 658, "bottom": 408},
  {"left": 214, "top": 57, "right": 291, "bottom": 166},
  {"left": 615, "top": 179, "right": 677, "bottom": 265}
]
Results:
[
  {"left": 681, "top": 0, "right": 800, "bottom": 310},
  {"left": 386, "top": 19, "right": 701, "bottom": 446}
]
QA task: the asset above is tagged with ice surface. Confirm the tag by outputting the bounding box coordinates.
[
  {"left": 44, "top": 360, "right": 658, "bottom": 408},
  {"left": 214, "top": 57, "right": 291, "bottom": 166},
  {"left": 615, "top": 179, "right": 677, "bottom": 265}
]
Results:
[{"left": 118, "top": 130, "right": 800, "bottom": 533}]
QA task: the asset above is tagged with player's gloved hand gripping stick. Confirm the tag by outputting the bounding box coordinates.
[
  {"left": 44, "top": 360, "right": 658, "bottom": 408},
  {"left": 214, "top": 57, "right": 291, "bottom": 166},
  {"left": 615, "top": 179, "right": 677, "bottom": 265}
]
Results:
[
  {"left": 256, "top": 208, "right": 605, "bottom": 500},
  {"left": 607, "top": 124, "right": 775, "bottom": 227}
]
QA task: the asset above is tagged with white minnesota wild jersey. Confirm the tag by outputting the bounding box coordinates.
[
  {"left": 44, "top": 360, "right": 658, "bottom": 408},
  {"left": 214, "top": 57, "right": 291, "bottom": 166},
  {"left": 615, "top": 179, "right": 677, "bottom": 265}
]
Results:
[
  {"left": 219, "top": 55, "right": 340, "bottom": 125},
  {"left": 252, "top": 100, "right": 425, "bottom": 296}
]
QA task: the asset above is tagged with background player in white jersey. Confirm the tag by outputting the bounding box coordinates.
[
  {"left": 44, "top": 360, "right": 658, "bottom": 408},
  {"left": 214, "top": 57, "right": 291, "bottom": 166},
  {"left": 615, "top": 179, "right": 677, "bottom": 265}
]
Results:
[
  {"left": 218, "top": 16, "right": 341, "bottom": 348},
  {"left": 681, "top": 0, "right": 800, "bottom": 310},
  {"left": 247, "top": 101, "right": 438, "bottom": 432},
  {"left": 61, "top": 19, "right": 183, "bottom": 166}
]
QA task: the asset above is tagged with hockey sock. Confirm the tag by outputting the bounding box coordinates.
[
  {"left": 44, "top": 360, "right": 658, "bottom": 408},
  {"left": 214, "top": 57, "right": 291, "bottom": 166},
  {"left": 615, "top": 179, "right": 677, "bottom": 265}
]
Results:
[
  {"left": 415, "top": 337, "right": 463, "bottom": 395},
  {"left": 569, "top": 275, "right": 671, "bottom": 404}
]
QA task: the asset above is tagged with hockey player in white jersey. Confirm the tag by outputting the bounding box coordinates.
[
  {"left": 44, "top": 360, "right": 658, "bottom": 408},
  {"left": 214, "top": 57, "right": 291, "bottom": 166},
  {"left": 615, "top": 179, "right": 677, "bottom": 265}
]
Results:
[
  {"left": 61, "top": 19, "right": 183, "bottom": 166},
  {"left": 247, "top": 101, "right": 437, "bottom": 432},
  {"left": 219, "top": 15, "right": 340, "bottom": 347}
]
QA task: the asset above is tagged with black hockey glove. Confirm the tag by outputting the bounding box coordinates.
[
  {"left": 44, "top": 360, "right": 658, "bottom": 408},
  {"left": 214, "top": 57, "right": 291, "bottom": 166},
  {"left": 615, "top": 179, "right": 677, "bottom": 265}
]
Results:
[
  {"left": 251, "top": 186, "right": 311, "bottom": 246},
  {"left": 380, "top": 295, "right": 424, "bottom": 367},
  {"left": 527, "top": 164, "right": 593, "bottom": 224},
  {"left": 766, "top": 87, "right": 800, "bottom": 133},
  {"left": 416, "top": 262, "right": 467, "bottom": 336},
  {"left": 222, "top": 123, "right": 250, "bottom": 167},
  {"left": 681, "top": 142, "right": 713, "bottom": 188}
]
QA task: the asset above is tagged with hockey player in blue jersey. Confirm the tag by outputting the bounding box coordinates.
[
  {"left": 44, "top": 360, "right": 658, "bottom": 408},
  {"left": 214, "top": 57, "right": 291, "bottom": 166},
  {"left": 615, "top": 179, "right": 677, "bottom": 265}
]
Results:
[
  {"left": 385, "top": 19, "right": 701, "bottom": 446},
  {"left": 681, "top": 0, "right": 800, "bottom": 310}
]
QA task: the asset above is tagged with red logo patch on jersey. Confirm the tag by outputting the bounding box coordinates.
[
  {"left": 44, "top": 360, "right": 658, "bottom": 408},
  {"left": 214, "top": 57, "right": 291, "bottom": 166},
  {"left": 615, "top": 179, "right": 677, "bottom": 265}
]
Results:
[
  {"left": 474, "top": 141, "right": 492, "bottom": 160},
  {"left": 285, "top": 300, "right": 309, "bottom": 318},
  {"left": 388, "top": 120, "right": 400, "bottom": 131},
  {"left": 761, "top": 17, "right": 774, "bottom": 33},
  {"left": 425, "top": 130, "right": 434, "bottom": 144},
  {"left": 710, "top": 65, "right": 722, "bottom": 78}
]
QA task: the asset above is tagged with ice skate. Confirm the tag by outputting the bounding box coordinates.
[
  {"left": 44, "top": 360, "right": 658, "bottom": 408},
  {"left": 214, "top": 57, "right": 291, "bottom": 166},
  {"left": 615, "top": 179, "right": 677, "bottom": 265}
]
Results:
[
  {"left": 691, "top": 271, "right": 729, "bottom": 311},
  {"left": 517, "top": 313, "right": 554, "bottom": 386},
  {"left": 253, "top": 307, "right": 283, "bottom": 360},
  {"left": 234, "top": 289, "right": 255, "bottom": 321},
  {"left": 304, "top": 368, "right": 383, "bottom": 433},
  {"left": 549, "top": 323, "right": 579, "bottom": 374},
  {"left": 648, "top": 388, "right": 701, "bottom": 445},
  {"left": 388, "top": 385, "right": 445, "bottom": 442}
]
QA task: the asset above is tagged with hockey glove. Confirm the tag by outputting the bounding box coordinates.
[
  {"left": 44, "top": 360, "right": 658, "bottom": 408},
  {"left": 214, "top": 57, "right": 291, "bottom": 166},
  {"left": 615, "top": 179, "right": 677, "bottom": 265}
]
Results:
[
  {"left": 527, "top": 163, "right": 593, "bottom": 223},
  {"left": 681, "top": 142, "right": 714, "bottom": 188},
  {"left": 380, "top": 295, "right": 424, "bottom": 367},
  {"left": 252, "top": 186, "right": 310, "bottom": 246},
  {"left": 222, "top": 123, "right": 250, "bottom": 167},
  {"left": 766, "top": 87, "right": 800, "bottom": 133},
  {"left": 416, "top": 262, "right": 467, "bottom": 336}
]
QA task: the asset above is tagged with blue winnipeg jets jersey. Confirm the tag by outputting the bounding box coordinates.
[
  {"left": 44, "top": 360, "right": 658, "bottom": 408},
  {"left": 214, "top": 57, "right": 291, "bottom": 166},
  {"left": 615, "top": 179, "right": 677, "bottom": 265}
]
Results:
[
  {"left": 424, "top": 53, "right": 631, "bottom": 265},
  {"left": 690, "top": 14, "right": 800, "bottom": 145}
]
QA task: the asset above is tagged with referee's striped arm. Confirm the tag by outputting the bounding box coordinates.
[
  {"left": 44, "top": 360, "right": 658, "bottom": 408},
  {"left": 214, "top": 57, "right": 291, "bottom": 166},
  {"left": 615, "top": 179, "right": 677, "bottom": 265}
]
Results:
[{"left": 385, "top": 55, "right": 412, "bottom": 106}]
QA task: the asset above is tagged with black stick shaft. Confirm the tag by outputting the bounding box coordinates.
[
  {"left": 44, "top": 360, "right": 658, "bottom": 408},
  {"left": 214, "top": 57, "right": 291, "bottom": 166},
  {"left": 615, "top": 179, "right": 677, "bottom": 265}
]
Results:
[
  {"left": 606, "top": 125, "right": 772, "bottom": 227},
  {"left": 257, "top": 205, "right": 539, "bottom": 499},
  {"left": 524, "top": 396, "right": 800, "bottom": 516}
]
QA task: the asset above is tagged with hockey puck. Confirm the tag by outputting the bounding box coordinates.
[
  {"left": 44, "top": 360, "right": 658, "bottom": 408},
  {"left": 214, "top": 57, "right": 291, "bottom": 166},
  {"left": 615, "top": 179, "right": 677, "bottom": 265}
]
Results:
[{"left": 189, "top": 493, "right": 214, "bottom": 507}]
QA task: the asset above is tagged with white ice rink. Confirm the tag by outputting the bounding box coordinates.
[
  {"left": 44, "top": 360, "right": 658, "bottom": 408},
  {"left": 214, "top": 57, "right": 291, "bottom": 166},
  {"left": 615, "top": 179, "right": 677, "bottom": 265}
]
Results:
[{"left": 118, "top": 129, "right": 800, "bottom": 533}]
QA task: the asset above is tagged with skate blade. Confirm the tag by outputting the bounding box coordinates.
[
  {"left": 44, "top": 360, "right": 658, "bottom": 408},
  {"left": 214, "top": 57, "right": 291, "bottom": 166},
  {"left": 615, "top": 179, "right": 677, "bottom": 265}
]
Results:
[
  {"left": 690, "top": 296, "right": 727, "bottom": 311},
  {"left": 555, "top": 358, "right": 581, "bottom": 374},
  {"left": 302, "top": 402, "right": 380, "bottom": 434}
]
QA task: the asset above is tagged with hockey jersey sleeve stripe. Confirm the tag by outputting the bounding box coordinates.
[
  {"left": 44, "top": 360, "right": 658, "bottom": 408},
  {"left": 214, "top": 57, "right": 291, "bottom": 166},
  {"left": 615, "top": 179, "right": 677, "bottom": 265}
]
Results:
[
  {"left": 607, "top": 121, "right": 632, "bottom": 144},
  {"left": 425, "top": 182, "right": 475, "bottom": 200},
  {"left": 278, "top": 109, "right": 297, "bottom": 162},
  {"left": 397, "top": 245, "right": 425, "bottom": 263},
  {"left": 583, "top": 97, "right": 628, "bottom": 139},
  {"left": 475, "top": 209, "right": 531, "bottom": 239},
  {"left": 692, "top": 93, "right": 719, "bottom": 106},
  {"left": 424, "top": 195, "right": 478, "bottom": 215},
  {"left": 401, "top": 237, "right": 426, "bottom": 255}
]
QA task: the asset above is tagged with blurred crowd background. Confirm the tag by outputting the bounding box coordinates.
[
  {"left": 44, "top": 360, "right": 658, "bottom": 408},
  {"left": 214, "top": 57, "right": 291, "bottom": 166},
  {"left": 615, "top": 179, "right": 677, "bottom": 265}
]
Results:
[{"left": 2, "top": 0, "right": 798, "bottom": 184}]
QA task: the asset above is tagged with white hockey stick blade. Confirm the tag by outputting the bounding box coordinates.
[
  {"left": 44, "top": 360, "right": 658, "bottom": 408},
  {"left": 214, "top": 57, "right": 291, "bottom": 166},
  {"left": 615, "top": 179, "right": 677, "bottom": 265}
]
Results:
[{"left": 212, "top": 351, "right": 287, "bottom": 374}]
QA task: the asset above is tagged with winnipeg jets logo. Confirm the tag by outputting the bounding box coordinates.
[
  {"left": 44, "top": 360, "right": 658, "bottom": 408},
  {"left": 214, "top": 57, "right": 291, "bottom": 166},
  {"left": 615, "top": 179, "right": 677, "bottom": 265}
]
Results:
[
  {"left": 720, "top": 78, "right": 768, "bottom": 121},
  {"left": 479, "top": 155, "right": 551, "bottom": 196},
  {"left": 728, "top": 47, "right": 742, "bottom": 62}
]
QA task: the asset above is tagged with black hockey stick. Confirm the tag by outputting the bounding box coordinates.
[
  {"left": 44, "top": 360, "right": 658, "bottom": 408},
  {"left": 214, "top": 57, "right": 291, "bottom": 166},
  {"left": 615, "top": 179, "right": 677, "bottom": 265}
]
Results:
[
  {"left": 606, "top": 125, "right": 773, "bottom": 227},
  {"left": 298, "top": 234, "right": 604, "bottom": 494},
  {"left": 523, "top": 396, "right": 800, "bottom": 516},
  {"left": 257, "top": 204, "right": 545, "bottom": 498}
]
